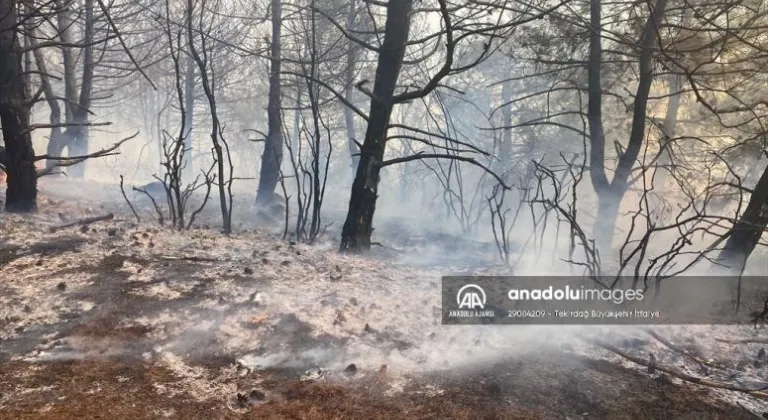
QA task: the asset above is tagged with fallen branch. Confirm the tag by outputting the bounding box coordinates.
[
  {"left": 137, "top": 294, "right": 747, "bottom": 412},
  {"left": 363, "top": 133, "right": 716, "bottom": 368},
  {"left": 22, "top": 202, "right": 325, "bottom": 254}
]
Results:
[
  {"left": 370, "top": 241, "right": 403, "bottom": 253},
  {"left": 585, "top": 337, "right": 768, "bottom": 399},
  {"left": 49, "top": 213, "right": 114, "bottom": 233},
  {"left": 714, "top": 337, "right": 768, "bottom": 345},
  {"left": 643, "top": 329, "right": 725, "bottom": 369},
  {"left": 156, "top": 255, "right": 221, "bottom": 262}
]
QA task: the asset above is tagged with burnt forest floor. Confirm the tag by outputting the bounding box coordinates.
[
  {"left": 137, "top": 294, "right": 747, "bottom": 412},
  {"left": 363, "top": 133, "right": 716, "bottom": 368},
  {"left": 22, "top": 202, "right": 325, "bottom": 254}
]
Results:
[{"left": 0, "top": 179, "right": 767, "bottom": 419}]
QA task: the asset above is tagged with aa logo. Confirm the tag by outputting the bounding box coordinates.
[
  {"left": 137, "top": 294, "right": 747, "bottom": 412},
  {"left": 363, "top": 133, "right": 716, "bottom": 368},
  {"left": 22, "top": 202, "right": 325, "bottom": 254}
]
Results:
[{"left": 457, "top": 284, "right": 486, "bottom": 309}]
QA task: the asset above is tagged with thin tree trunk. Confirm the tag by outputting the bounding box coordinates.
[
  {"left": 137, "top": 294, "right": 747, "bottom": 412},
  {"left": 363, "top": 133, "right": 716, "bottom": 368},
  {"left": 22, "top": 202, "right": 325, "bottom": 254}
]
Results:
[
  {"left": 64, "top": 0, "right": 95, "bottom": 178},
  {"left": 655, "top": 73, "right": 682, "bottom": 187},
  {"left": 182, "top": 7, "right": 196, "bottom": 183},
  {"left": 56, "top": 0, "right": 76, "bottom": 124},
  {"left": 652, "top": 5, "right": 690, "bottom": 197},
  {"left": 649, "top": 72, "right": 682, "bottom": 222},
  {"left": 256, "top": 0, "right": 283, "bottom": 206},
  {"left": 186, "top": 0, "right": 232, "bottom": 233},
  {"left": 29, "top": 30, "right": 64, "bottom": 171},
  {"left": 344, "top": 0, "right": 359, "bottom": 178},
  {"left": 588, "top": 0, "right": 668, "bottom": 252},
  {"left": 0, "top": 0, "right": 37, "bottom": 211},
  {"left": 340, "top": 0, "right": 414, "bottom": 253}
]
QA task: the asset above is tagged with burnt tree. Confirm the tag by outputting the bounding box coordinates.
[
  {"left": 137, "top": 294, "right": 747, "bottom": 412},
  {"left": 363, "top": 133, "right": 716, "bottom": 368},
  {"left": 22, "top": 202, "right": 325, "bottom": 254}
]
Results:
[
  {"left": 0, "top": 0, "right": 37, "bottom": 211},
  {"left": 256, "top": 0, "right": 284, "bottom": 207},
  {"left": 717, "top": 162, "right": 768, "bottom": 273},
  {"left": 62, "top": 0, "right": 95, "bottom": 178},
  {"left": 587, "top": 0, "right": 668, "bottom": 250},
  {"left": 339, "top": 0, "right": 413, "bottom": 252},
  {"left": 30, "top": 31, "right": 63, "bottom": 170},
  {"left": 44, "top": 0, "right": 76, "bottom": 169}
]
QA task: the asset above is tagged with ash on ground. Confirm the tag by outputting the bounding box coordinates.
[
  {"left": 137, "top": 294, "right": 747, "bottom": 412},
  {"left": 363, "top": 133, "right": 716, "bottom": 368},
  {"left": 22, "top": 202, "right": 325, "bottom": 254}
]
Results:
[{"left": 0, "top": 178, "right": 767, "bottom": 419}]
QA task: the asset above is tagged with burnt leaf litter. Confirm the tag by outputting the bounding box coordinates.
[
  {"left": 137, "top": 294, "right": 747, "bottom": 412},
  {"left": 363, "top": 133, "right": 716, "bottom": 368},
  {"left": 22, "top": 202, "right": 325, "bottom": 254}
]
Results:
[{"left": 0, "top": 185, "right": 765, "bottom": 419}]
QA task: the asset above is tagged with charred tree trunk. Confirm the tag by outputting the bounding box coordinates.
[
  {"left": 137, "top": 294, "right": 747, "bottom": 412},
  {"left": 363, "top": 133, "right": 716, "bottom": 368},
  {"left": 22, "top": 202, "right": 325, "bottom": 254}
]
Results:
[
  {"left": 588, "top": 0, "right": 668, "bottom": 252},
  {"left": 186, "top": 0, "right": 233, "bottom": 233},
  {"left": 0, "top": 0, "right": 37, "bottom": 211},
  {"left": 717, "top": 163, "right": 768, "bottom": 274},
  {"left": 256, "top": 0, "right": 283, "bottom": 206},
  {"left": 340, "top": 0, "right": 413, "bottom": 253}
]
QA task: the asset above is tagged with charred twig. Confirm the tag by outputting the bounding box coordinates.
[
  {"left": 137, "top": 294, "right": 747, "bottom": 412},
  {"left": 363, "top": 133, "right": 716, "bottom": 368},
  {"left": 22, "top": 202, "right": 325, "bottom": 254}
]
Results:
[
  {"left": 531, "top": 158, "right": 601, "bottom": 280},
  {"left": 186, "top": 164, "right": 217, "bottom": 230},
  {"left": 119, "top": 175, "right": 140, "bottom": 223},
  {"left": 133, "top": 186, "right": 165, "bottom": 226},
  {"left": 49, "top": 213, "right": 114, "bottom": 233},
  {"left": 369, "top": 241, "right": 402, "bottom": 252}
]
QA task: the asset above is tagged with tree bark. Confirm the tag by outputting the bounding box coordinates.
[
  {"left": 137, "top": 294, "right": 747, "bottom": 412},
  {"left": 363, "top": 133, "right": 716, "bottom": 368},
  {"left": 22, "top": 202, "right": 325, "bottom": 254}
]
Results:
[
  {"left": 256, "top": 0, "right": 284, "bottom": 206},
  {"left": 0, "top": 0, "right": 37, "bottom": 211},
  {"left": 340, "top": 0, "right": 413, "bottom": 253},
  {"left": 717, "top": 162, "right": 768, "bottom": 274},
  {"left": 588, "top": 0, "right": 668, "bottom": 251}
]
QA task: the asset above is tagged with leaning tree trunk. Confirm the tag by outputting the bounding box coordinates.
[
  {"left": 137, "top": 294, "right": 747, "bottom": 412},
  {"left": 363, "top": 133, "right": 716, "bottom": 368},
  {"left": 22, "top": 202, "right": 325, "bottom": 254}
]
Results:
[
  {"left": 717, "top": 162, "right": 768, "bottom": 274},
  {"left": 256, "top": 0, "right": 284, "bottom": 206},
  {"left": 0, "top": 0, "right": 37, "bottom": 212},
  {"left": 340, "top": 0, "right": 414, "bottom": 253}
]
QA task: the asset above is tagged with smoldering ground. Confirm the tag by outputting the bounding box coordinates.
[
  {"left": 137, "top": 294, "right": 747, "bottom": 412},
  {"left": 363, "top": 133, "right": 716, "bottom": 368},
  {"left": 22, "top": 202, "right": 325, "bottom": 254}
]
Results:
[{"left": 1, "top": 177, "right": 768, "bottom": 419}]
